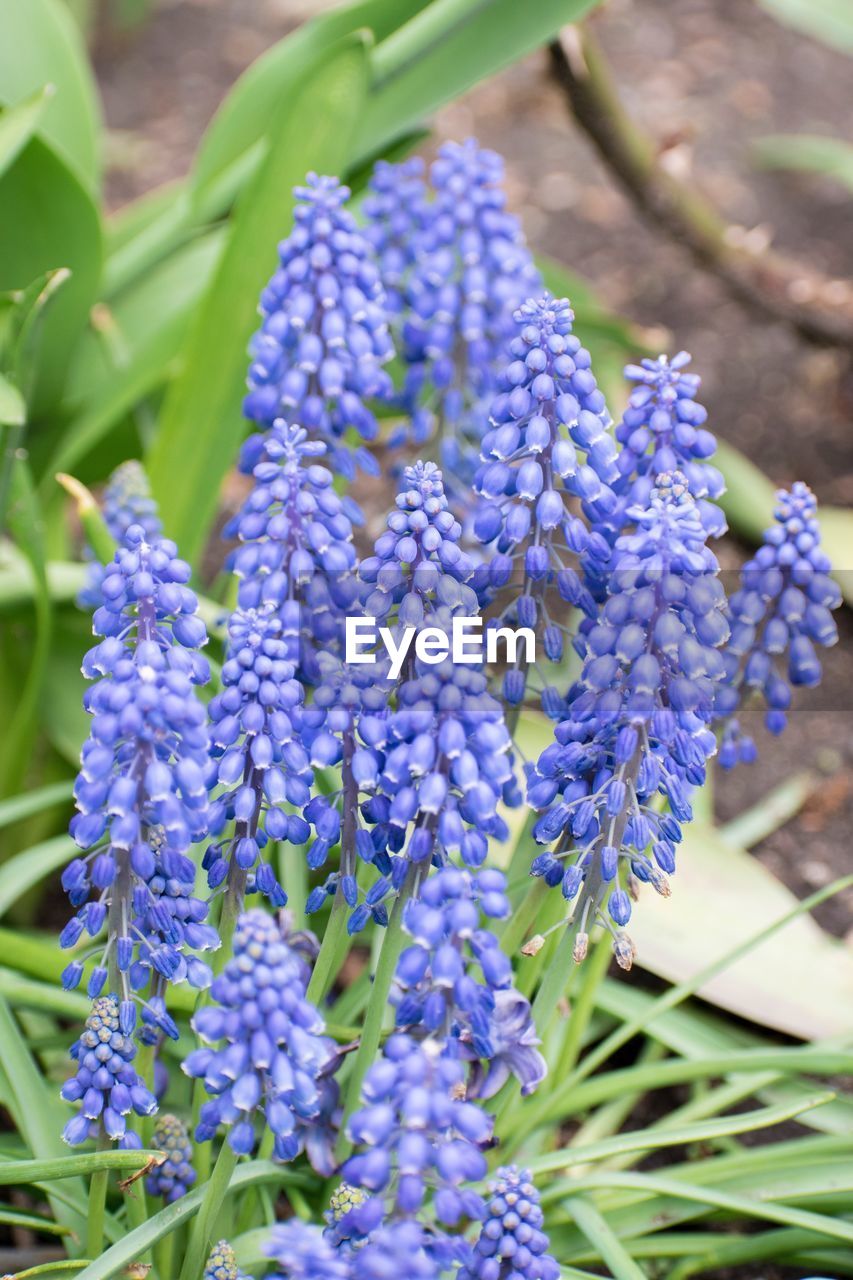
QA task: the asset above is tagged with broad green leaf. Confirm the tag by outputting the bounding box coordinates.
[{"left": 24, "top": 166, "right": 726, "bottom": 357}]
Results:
[
  {"left": 0, "top": 996, "right": 87, "bottom": 1246},
  {"left": 0, "top": 779, "right": 71, "bottom": 830},
  {"left": 49, "top": 230, "right": 226, "bottom": 483},
  {"left": 0, "top": 833, "right": 75, "bottom": 917},
  {"left": 0, "top": 967, "right": 89, "bottom": 1019},
  {"left": 0, "top": 371, "right": 24, "bottom": 425},
  {"left": 716, "top": 439, "right": 853, "bottom": 605},
  {"left": 0, "top": 460, "right": 52, "bottom": 796},
  {"left": 190, "top": 0, "right": 430, "bottom": 208},
  {"left": 353, "top": 0, "right": 600, "bottom": 161},
  {"left": 0, "top": 86, "right": 51, "bottom": 180},
  {"left": 758, "top": 0, "right": 853, "bottom": 53},
  {"left": 147, "top": 35, "right": 371, "bottom": 566},
  {"left": 0, "top": 0, "right": 101, "bottom": 190},
  {"left": 631, "top": 823, "right": 853, "bottom": 1039},
  {"left": 754, "top": 132, "right": 853, "bottom": 194},
  {"left": 0, "top": 138, "right": 102, "bottom": 415}
]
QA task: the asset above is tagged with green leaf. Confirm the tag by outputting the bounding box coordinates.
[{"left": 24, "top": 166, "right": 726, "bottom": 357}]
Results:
[
  {"left": 0, "top": 0, "right": 101, "bottom": 190},
  {"left": 0, "top": 834, "right": 75, "bottom": 917},
  {"left": 563, "top": 1197, "right": 647, "bottom": 1280},
  {"left": 758, "top": 0, "right": 853, "bottom": 53},
  {"left": 147, "top": 34, "right": 371, "bottom": 566},
  {"left": 190, "top": 0, "right": 429, "bottom": 209},
  {"left": 0, "top": 1206, "right": 71, "bottom": 1235},
  {"left": 0, "top": 460, "right": 53, "bottom": 796},
  {"left": 0, "top": 86, "right": 52, "bottom": 180},
  {"left": 630, "top": 824, "right": 853, "bottom": 1040},
  {"left": 48, "top": 229, "right": 226, "bottom": 483},
  {"left": 0, "top": 967, "right": 89, "bottom": 1019},
  {"left": 72, "top": 1160, "right": 313, "bottom": 1280},
  {"left": 0, "top": 1148, "right": 162, "bottom": 1186},
  {"left": 0, "top": 996, "right": 87, "bottom": 1245},
  {"left": 754, "top": 132, "right": 853, "bottom": 195},
  {"left": 0, "top": 370, "right": 25, "bottom": 425},
  {"left": 0, "top": 137, "right": 102, "bottom": 415},
  {"left": 0, "top": 779, "right": 71, "bottom": 830},
  {"left": 353, "top": 0, "right": 600, "bottom": 161}
]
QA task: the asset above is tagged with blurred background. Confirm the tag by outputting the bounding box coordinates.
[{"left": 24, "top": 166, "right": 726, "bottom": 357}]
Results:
[{"left": 83, "top": 0, "right": 853, "bottom": 936}]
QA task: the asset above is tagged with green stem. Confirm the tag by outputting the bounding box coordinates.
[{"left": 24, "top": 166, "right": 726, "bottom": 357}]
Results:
[
  {"left": 499, "top": 878, "right": 547, "bottom": 958},
  {"left": 335, "top": 886, "right": 411, "bottom": 1161},
  {"left": 178, "top": 1142, "right": 238, "bottom": 1280},
  {"left": 306, "top": 887, "right": 352, "bottom": 1006},
  {"left": 86, "top": 1141, "right": 109, "bottom": 1261},
  {"left": 555, "top": 932, "right": 611, "bottom": 1080},
  {"left": 154, "top": 1229, "right": 174, "bottom": 1280}
]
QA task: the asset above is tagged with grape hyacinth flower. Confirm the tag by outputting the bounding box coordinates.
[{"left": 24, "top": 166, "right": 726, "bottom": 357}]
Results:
[
  {"left": 526, "top": 473, "right": 729, "bottom": 965},
  {"left": 459, "top": 1166, "right": 559, "bottom": 1280},
  {"left": 62, "top": 526, "right": 217, "bottom": 1016},
  {"left": 225, "top": 422, "right": 360, "bottom": 680},
  {"left": 716, "top": 482, "right": 840, "bottom": 767},
  {"left": 335, "top": 615, "right": 516, "bottom": 932},
  {"left": 205, "top": 604, "right": 313, "bottom": 913},
  {"left": 473, "top": 294, "right": 619, "bottom": 716},
  {"left": 614, "top": 353, "right": 726, "bottom": 538},
  {"left": 394, "top": 867, "right": 546, "bottom": 1098},
  {"left": 264, "top": 1220, "right": 351, "bottom": 1280},
  {"left": 359, "top": 461, "right": 478, "bottom": 630},
  {"left": 183, "top": 909, "right": 336, "bottom": 1162},
  {"left": 242, "top": 173, "right": 394, "bottom": 480},
  {"left": 61, "top": 994, "right": 157, "bottom": 1147},
  {"left": 146, "top": 1113, "right": 195, "bottom": 1202},
  {"left": 343, "top": 1032, "right": 491, "bottom": 1228},
  {"left": 78, "top": 461, "right": 163, "bottom": 609},
  {"left": 365, "top": 140, "right": 540, "bottom": 490},
  {"left": 204, "top": 1241, "right": 250, "bottom": 1280}
]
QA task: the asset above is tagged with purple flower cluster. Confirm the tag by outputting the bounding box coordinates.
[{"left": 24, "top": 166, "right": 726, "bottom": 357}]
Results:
[
  {"left": 459, "top": 1166, "right": 559, "bottom": 1280},
  {"left": 183, "top": 909, "right": 336, "bottom": 1163},
  {"left": 242, "top": 174, "right": 394, "bottom": 480},
  {"left": 716, "top": 481, "right": 840, "bottom": 766},
  {"left": 78, "top": 461, "right": 163, "bottom": 609},
  {"left": 62, "top": 526, "right": 217, "bottom": 1009},
  {"left": 526, "top": 473, "right": 729, "bottom": 960},
  {"left": 365, "top": 140, "right": 540, "bottom": 484},
  {"left": 473, "top": 294, "right": 618, "bottom": 710},
  {"left": 345, "top": 633, "right": 516, "bottom": 929},
  {"left": 226, "top": 422, "right": 360, "bottom": 679},
  {"left": 394, "top": 867, "right": 546, "bottom": 1098},
  {"left": 147, "top": 1113, "right": 195, "bottom": 1201},
  {"left": 614, "top": 353, "right": 725, "bottom": 537},
  {"left": 205, "top": 604, "right": 312, "bottom": 907},
  {"left": 343, "top": 1033, "right": 491, "bottom": 1226},
  {"left": 61, "top": 994, "right": 157, "bottom": 1147},
  {"left": 359, "top": 461, "right": 477, "bottom": 627},
  {"left": 204, "top": 1241, "right": 250, "bottom": 1280}
]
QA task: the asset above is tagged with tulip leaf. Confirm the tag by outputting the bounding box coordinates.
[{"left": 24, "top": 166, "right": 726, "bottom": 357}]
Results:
[
  {"left": 631, "top": 822, "right": 853, "bottom": 1040},
  {"left": 147, "top": 34, "right": 371, "bottom": 566}
]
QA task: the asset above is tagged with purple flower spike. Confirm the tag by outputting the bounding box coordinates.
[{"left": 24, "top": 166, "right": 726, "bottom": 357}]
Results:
[
  {"left": 242, "top": 173, "right": 394, "bottom": 481},
  {"left": 365, "top": 140, "right": 540, "bottom": 494},
  {"left": 343, "top": 1033, "right": 492, "bottom": 1231},
  {"left": 65, "top": 525, "right": 216, "bottom": 1009},
  {"left": 203, "top": 1241, "right": 250, "bottom": 1280},
  {"left": 716, "top": 481, "right": 841, "bottom": 766},
  {"left": 393, "top": 866, "right": 546, "bottom": 1099},
  {"left": 460, "top": 1166, "right": 559, "bottom": 1280},
  {"left": 61, "top": 994, "right": 156, "bottom": 1148},
  {"left": 205, "top": 604, "right": 313, "bottom": 909},
  {"left": 147, "top": 1113, "right": 195, "bottom": 1202},
  {"left": 526, "top": 472, "right": 729, "bottom": 963},
  {"left": 183, "top": 909, "right": 337, "bottom": 1167}
]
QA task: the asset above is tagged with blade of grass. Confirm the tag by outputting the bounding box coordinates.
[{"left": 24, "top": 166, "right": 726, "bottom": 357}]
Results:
[
  {"left": 565, "top": 1196, "right": 647, "bottom": 1280},
  {"left": 531, "top": 1093, "right": 835, "bottom": 1183},
  {"left": 0, "top": 780, "right": 71, "bottom": 831}
]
